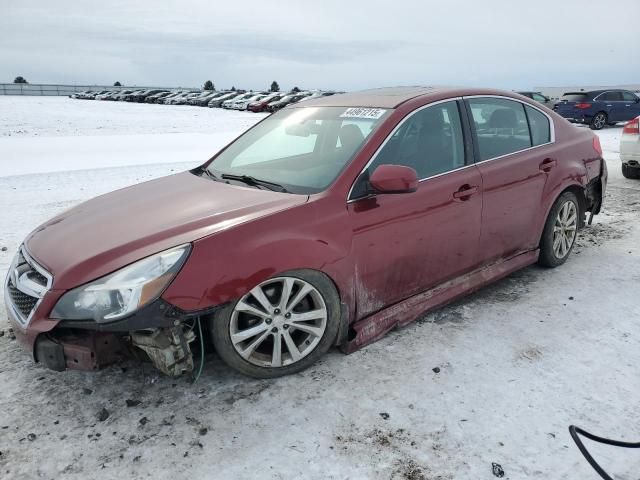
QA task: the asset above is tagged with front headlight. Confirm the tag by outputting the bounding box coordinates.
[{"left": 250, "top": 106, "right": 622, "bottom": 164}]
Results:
[{"left": 51, "top": 244, "right": 190, "bottom": 323}]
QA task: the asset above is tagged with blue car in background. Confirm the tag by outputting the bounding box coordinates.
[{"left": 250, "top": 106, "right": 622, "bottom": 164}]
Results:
[{"left": 554, "top": 89, "right": 640, "bottom": 130}]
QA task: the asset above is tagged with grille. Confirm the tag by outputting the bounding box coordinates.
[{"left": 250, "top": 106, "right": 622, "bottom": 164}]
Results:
[
  {"left": 7, "top": 279, "right": 38, "bottom": 317},
  {"left": 5, "top": 247, "right": 52, "bottom": 325},
  {"left": 27, "top": 269, "right": 48, "bottom": 287}
]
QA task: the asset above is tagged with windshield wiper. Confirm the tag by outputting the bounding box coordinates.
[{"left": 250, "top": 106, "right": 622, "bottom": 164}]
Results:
[
  {"left": 220, "top": 174, "right": 288, "bottom": 193},
  {"left": 198, "top": 168, "right": 220, "bottom": 181}
]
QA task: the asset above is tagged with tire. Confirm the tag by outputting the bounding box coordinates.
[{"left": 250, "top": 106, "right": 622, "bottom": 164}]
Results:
[
  {"left": 622, "top": 163, "right": 640, "bottom": 179},
  {"left": 589, "top": 112, "right": 607, "bottom": 130},
  {"left": 538, "top": 192, "right": 580, "bottom": 268},
  {"left": 209, "top": 269, "right": 341, "bottom": 378}
]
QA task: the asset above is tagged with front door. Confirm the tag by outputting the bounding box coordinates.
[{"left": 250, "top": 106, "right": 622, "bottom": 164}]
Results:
[{"left": 347, "top": 100, "right": 483, "bottom": 318}]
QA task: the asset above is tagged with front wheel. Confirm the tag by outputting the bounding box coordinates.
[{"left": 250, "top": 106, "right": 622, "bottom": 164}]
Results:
[
  {"left": 210, "top": 270, "right": 340, "bottom": 378},
  {"left": 589, "top": 112, "right": 607, "bottom": 130},
  {"left": 538, "top": 192, "right": 579, "bottom": 268}
]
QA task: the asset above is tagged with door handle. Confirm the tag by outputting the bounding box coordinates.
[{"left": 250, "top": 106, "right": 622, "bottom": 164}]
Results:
[
  {"left": 452, "top": 184, "right": 479, "bottom": 200},
  {"left": 539, "top": 158, "right": 557, "bottom": 172}
]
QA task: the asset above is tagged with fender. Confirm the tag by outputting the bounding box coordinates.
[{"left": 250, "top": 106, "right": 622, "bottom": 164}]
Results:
[{"left": 162, "top": 195, "right": 356, "bottom": 324}]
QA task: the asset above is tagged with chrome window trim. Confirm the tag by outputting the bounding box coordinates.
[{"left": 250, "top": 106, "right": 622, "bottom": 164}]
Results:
[
  {"left": 4, "top": 246, "right": 53, "bottom": 328},
  {"left": 347, "top": 94, "right": 555, "bottom": 203},
  {"left": 593, "top": 91, "right": 609, "bottom": 101}
]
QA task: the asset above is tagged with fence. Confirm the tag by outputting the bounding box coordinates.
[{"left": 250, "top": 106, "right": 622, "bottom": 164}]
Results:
[{"left": 0, "top": 83, "right": 198, "bottom": 96}]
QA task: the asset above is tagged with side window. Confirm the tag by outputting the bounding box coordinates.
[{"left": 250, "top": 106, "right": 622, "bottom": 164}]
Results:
[
  {"left": 533, "top": 93, "right": 547, "bottom": 102},
  {"left": 368, "top": 101, "right": 465, "bottom": 179},
  {"left": 525, "top": 106, "right": 551, "bottom": 146},
  {"left": 602, "top": 91, "right": 623, "bottom": 101},
  {"left": 622, "top": 91, "right": 638, "bottom": 102},
  {"left": 468, "top": 98, "right": 532, "bottom": 160}
]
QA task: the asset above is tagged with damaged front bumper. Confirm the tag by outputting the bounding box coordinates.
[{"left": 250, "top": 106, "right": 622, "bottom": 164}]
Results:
[{"left": 6, "top": 293, "right": 219, "bottom": 376}]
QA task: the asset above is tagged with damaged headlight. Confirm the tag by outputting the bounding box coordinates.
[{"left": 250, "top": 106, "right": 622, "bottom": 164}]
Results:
[{"left": 51, "top": 244, "right": 190, "bottom": 323}]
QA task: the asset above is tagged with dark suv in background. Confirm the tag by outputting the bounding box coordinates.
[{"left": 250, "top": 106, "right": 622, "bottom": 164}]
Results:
[
  {"left": 517, "top": 91, "right": 554, "bottom": 109},
  {"left": 554, "top": 89, "right": 640, "bottom": 130}
]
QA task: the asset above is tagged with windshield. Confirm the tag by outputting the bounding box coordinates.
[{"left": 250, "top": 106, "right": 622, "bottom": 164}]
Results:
[{"left": 206, "top": 106, "right": 390, "bottom": 194}]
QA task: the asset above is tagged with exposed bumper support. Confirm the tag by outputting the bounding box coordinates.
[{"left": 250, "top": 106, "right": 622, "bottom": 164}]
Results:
[{"left": 35, "top": 331, "right": 129, "bottom": 371}]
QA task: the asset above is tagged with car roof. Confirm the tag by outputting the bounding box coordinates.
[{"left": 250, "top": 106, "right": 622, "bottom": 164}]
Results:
[
  {"left": 564, "top": 89, "right": 633, "bottom": 96},
  {"left": 295, "top": 86, "right": 523, "bottom": 109}
]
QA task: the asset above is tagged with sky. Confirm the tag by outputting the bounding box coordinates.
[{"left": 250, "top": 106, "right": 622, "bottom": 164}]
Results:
[{"left": 1, "top": 0, "right": 639, "bottom": 92}]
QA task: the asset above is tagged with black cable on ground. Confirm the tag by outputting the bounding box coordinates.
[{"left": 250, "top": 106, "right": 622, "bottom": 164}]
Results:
[
  {"left": 191, "top": 316, "right": 205, "bottom": 384},
  {"left": 569, "top": 425, "right": 640, "bottom": 480}
]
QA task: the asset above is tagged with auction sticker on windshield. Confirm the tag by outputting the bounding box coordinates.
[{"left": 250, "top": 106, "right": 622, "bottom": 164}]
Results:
[{"left": 340, "top": 108, "right": 387, "bottom": 119}]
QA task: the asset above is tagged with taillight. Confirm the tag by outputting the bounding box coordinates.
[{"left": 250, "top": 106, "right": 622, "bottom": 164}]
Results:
[
  {"left": 575, "top": 103, "right": 592, "bottom": 109},
  {"left": 592, "top": 136, "right": 602, "bottom": 156},
  {"left": 622, "top": 118, "right": 640, "bottom": 135}
]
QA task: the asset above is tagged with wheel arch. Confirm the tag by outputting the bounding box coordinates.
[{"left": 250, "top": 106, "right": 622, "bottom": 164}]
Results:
[
  {"left": 536, "top": 182, "right": 586, "bottom": 246},
  {"left": 590, "top": 110, "right": 608, "bottom": 129}
]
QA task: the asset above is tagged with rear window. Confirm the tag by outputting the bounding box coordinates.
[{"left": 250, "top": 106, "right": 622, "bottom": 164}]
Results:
[{"left": 561, "top": 93, "right": 588, "bottom": 102}]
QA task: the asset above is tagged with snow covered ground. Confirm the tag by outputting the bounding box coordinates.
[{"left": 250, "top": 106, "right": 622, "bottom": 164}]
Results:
[{"left": 1, "top": 96, "right": 639, "bottom": 480}]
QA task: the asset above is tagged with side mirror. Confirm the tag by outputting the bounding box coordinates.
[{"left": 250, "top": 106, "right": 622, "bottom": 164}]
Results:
[{"left": 369, "top": 164, "right": 418, "bottom": 194}]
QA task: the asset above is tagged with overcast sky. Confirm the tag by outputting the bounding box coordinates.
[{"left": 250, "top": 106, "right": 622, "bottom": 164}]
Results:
[{"left": 1, "top": 0, "right": 638, "bottom": 91}]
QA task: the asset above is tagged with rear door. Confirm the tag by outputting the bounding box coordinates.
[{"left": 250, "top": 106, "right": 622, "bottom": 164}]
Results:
[
  {"left": 600, "top": 91, "right": 625, "bottom": 122},
  {"left": 465, "top": 96, "right": 556, "bottom": 264},
  {"left": 348, "top": 100, "right": 483, "bottom": 317}
]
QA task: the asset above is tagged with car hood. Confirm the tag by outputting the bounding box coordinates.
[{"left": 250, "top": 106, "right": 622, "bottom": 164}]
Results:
[{"left": 25, "top": 171, "right": 308, "bottom": 289}]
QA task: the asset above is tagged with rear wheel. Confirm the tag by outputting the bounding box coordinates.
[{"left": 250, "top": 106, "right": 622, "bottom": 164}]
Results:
[
  {"left": 622, "top": 163, "right": 640, "bottom": 179},
  {"left": 589, "top": 112, "right": 607, "bottom": 130},
  {"left": 538, "top": 192, "right": 579, "bottom": 268},
  {"left": 210, "top": 270, "right": 340, "bottom": 378}
]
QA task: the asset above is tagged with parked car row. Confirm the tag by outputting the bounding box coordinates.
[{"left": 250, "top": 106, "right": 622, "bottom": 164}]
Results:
[
  {"left": 517, "top": 89, "right": 640, "bottom": 130},
  {"left": 71, "top": 88, "right": 340, "bottom": 112}
]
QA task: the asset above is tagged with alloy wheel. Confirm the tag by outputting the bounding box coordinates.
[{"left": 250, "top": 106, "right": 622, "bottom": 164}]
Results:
[
  {"left": 552, "top": 200, "right": 578, "bottom": 259},
  {"left": 229, "top": 277, "right": 328, "bottom": 368},
  {"left": 593, "top": 113, "right": 606, "bottom": 129}
]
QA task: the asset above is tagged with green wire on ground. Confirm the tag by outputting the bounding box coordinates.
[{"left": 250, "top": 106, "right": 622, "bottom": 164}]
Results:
[{"left": 192, "top": 317, "right": 205, "bottom": 384}]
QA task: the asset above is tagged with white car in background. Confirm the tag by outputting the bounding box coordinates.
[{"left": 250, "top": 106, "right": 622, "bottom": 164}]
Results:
[
  {"left": 166, "top": 91, "right": 200, "bottom": 105},
  {"left": 222, "top": 92, "right": 256, "bottom": 109},
  {"left": 232, "top": 93, "right": 269, "bottom": 110},
  {"left": 621, "top": 116, "right": 640, "bottom": 179}
]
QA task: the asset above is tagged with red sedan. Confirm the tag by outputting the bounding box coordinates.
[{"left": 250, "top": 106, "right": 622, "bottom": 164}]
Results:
[{"left": 5, "top": 87, "right": 607, "bottom": 378}]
